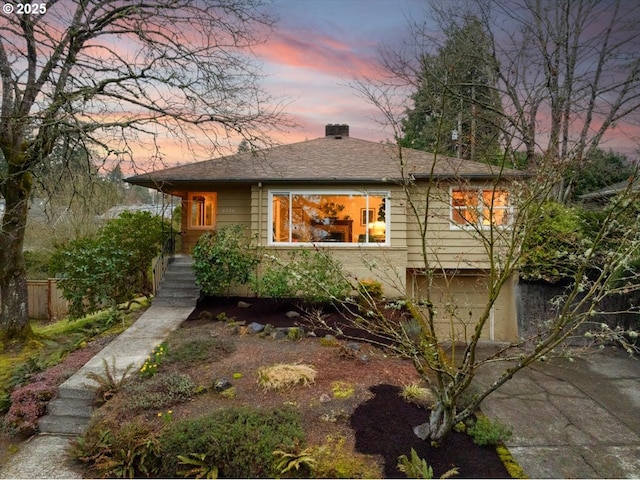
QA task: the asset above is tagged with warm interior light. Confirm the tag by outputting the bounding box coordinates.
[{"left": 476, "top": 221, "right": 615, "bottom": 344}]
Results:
[{"left": 368, "top": 220, "right": 386, "bottom": 236}]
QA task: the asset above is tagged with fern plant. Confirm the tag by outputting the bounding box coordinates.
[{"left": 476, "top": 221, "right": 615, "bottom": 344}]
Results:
[
  {"left": 397, "top": 448, "right": 459, "bottom": 479},
  {"left": 86, "top": 357, "right": 134, "bottom": 404},
  {"left": 273, "top": 447, "right": 317, "bottom": 476},
  {"left": 177, "top": 453, "right": 219, "bottom": 479}
]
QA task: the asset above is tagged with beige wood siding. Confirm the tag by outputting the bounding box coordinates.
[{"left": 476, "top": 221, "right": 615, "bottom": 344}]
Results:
[
  {"left": 405, "top": 181, "right": 513, "bottom": 270},
  {"left": 407, "top": 271, "right": 518, "bottom": 343},
  {"left": 180, "top": 186, "right": 252, "bottom": 253}
]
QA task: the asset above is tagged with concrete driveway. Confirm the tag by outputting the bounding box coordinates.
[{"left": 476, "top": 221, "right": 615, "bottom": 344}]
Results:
[{"left": 475, "top": 347, "right": 640, "bottom": 478}]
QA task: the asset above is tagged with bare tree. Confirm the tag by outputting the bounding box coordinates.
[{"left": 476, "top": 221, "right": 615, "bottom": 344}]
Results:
[
  {"left": 482, "top": 0, "right": 640, "bottom": 197},
  {"left": 309, "top": 1, "right": 640, "bottom": 443},
  {"left": 0, "top": 0, "right": 289, "bottom": 339}
]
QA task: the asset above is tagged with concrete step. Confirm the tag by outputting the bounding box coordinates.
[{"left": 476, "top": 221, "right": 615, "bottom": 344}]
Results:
[
  {"left": 162, "top": 271, "right": 196, "bottom": 281},
  {"left": 38, "top": 414, "right": 90, "bottom": 435},
  {"left": 156, "top": 284, "right": 200, "bottom": 297},
  {"left": 152, "top": 297, "right": 200, "bottom": 307},
  {"left": 47, "top": 398, "right": 93, "bottom": 418},
  {"left": 57, "top": 385, "right": 95, "bottom": 401}
]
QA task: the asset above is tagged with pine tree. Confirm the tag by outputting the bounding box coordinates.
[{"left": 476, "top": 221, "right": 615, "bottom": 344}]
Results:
[{"left": 400, "top": 16, "right": 503, "bottom": 163}]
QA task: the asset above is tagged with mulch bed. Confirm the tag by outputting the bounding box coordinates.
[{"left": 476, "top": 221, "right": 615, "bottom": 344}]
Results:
[{"left": 189, "top": 296, "right": 512, "bottom": 478}]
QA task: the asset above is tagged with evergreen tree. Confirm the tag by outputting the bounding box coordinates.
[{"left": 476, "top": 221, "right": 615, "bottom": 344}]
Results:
[{"left": 400, "top": 16, "right": 503, "bottom": 163}]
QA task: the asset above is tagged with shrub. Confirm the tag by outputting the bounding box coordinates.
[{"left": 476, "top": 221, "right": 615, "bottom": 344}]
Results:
[
  {"left": 467, "top": 415, "right": 513, "bottom": 446},
  {"left": 70, "top": 419, "right": 161, "bottom": 478},
  {"left": 257, "top": 363, "right": 317, "bottom": 390},
  {"left": 158, "top": 406, "right": 304, "bottom": 478},
  {"left": 125, "top": 371, "right": 196, "bottom": 411},
  {"left": 3, "top": 382, "right": 56, "bottom": 436},
  {"left": 50, "top": 211, "right": 171, "bottom": 318},
  {"left": 519, "top": 201, "right": 586, "bottom": 282},
  {"left": 251, "top": 250, "right": 352, "bottom": 303},
  {"left": 192, "top": 225, "right": 260, "bottom": 296}
]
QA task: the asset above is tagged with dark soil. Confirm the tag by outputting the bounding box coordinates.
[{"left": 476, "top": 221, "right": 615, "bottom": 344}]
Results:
[{"left": 189, "top": 296, "right": 512, "bottom": 479}]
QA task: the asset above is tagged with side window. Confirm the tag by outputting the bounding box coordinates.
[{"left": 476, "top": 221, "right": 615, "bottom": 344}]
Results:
[
  {"left": 451, "top": 189, "right": 510, "bottom": 228},
  {"left": 189, "top": 193, "right": 217, "bottom": 229}
]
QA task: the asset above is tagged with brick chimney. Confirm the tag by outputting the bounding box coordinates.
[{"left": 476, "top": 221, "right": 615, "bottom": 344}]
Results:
[{"left": 325, "top": 124, "right": 349, "bottom": 138}]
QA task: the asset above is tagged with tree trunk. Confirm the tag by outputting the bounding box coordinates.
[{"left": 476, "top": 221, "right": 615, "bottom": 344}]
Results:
[
  {"left": 0, "top": 166, "right": 32, "bottom": 339},
  {"left": 413, "top": 399, "right": 455, "bottom": 443}
]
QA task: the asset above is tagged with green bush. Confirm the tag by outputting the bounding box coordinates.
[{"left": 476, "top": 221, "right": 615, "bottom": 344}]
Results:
[
  {"left": 519, "top": 201, "right": 586, "bottom": 282},
  {"left": 251, "top": 250, "right": 352, "bottom": 303},
  {"left": 192, "top": 225, "right": 260, "bottom": 296},
  {"left": 467, "top": 415, "right": 513, "bottom": 446},
  {"left": 50, "top": 211, "right": 172, "bottom": 318},
  {"left": 158, "top": 406, "right": 305, "bottom": 478}
]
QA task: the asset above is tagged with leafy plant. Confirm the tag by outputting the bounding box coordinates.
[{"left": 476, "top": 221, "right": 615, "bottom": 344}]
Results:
[
  {"left": 86, "top": 357, "right": 135, "bottom": 404},
  {"left": 397, "top": 448, "right": 459, "bottom": 479},
  {"left": 139, "top": 343, "right": 167, "bottom": 378},
  {"left": 50, "top": 211, "right": 171, "bottom": 319},
  {"left": 273, "top": 446, "right": 317, "bottom": 477},
  {"left": 70, "top": 419, "right": 161, "bottom": 478},
  {"left": 257, "top": 363, "right": 317, "bottom": 390},
  {"left": 192, "top": 225, "right": 260, "bottom": 296},
  {"left": 306, "top": 435, "right": 382, "bottom": 478},
  {"left": 467, "top": 415, "right": 513, "bottom": 446},
  {"left": 158, "top": 406, "right": 304, "bottom": 477},
  {"left": 177, "top": 453, "right": 219, "bottom": 479},
  {"left": 251, "top": 250, "right": 352, "bottom": 303}
]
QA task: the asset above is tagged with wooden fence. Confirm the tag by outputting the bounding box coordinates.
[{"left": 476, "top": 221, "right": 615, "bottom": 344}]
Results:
[{"left": 26, "top": 279, "right": 69, "bottom": 321}]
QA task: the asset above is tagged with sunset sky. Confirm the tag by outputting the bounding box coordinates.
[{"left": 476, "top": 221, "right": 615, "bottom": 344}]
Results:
[
  {"left": 253, "top": 0, "right": 639, "bottom": 158},
  {"left": 255, "top": 0, "right": 424, "bottom": 143}
]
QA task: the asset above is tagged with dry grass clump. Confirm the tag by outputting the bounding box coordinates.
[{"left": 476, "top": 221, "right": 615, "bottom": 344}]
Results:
[
  {"left": 400, "top": 382, "right": 434, "bottom": 406},
  {"left": 257, "top": 363, "right": 317, "bottom": 390}
]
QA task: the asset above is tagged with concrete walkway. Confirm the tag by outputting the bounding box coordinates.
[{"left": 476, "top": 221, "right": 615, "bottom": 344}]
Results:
[
  {"left": 0, "top": 302, "right": 194, "bottom": 478},
  {"left": 476, "top": 348, "right": 640, "bottom": 478}
]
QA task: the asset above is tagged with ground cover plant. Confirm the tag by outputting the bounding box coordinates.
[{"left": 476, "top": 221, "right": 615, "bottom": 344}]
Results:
[
  {"left": 69, "top": 296, "right": 514, "bottom": 478},
  {"left": 0, "top": 303, "right": 146, "bottom": 462}
]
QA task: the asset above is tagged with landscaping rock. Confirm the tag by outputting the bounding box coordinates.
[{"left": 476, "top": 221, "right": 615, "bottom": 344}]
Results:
[
  {"left": 213, "top": 378, "right": 233, "bottom": 392},
  {"left": 319, "top": 393, "right": 332, "bottom": 403},
  {"left": 285, "top": 310, "right": 300, "bottom": 319},
  {"left": 271, "top": 329, "right": 288, "bottom": 340},
  {"left": 237, "top": 301, "right": 252, "bottom": 308},
  {"left": 346, "top": 342, "right": 361, "bottom": 352},
  {"left": 247, "top": 322, "right": 265, "bottom": 333}
]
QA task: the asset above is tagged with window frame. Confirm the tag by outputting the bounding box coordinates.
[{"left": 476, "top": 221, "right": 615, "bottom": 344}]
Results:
[
  {"left": 268, "top": 189, "right": 391, "bottom": 246},
  {"left": 187, "top": 192, "right": 217, "bottom": 230},
  {"left": 449, "top": 187, "right": 511, "bottom": 230}
]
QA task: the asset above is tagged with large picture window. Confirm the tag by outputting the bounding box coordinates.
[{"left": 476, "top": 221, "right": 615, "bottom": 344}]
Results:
[
  {"left": 189, "top": 192, "right": 217, "bottom": 229},
  {"left": 270, "top": 191, "right": 389, "bottom": 244},
  {"left": 451, "top": 189, "right": 510, "bottom": 228}
]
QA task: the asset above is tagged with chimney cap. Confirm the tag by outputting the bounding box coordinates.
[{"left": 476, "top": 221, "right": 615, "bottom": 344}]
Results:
[{"left": 325, "top": 124, "right": 349, "bottom": 138}]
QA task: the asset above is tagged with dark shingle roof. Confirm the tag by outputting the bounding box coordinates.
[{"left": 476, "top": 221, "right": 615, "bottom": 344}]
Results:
[{"left": 125, "top": 136, "right": 526, "bottom": 189}]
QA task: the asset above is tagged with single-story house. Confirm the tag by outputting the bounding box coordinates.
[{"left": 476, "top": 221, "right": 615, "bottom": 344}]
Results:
[{"left": 126, "top": 124, "right": 527, "bottom": 342}]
